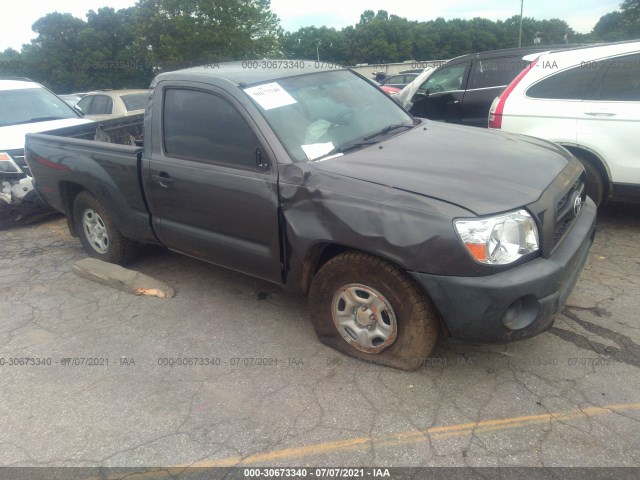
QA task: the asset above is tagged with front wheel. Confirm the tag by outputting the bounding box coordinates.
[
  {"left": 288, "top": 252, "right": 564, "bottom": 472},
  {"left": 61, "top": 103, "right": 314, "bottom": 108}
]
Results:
[
  {"left": 73, "top": 191, "right": 138, "bottom": 265},
  {"left": 309, "top": 251, "right": 439, "bottom": 370}
]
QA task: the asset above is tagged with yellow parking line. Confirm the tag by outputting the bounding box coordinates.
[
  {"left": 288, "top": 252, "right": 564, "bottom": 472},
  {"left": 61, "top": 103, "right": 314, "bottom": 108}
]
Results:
[
  {"left": 84, "top": 401, "right": 640, "bottom": 479},
  {"left": 190, "top": 402, "right": 640, "bottom": 466}
]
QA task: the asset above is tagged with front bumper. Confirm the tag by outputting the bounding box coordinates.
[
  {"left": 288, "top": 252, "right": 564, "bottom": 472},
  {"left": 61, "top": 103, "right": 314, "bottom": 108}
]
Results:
[
  {"left": 409, "top": 198, "right": 597, "bottom": 343},
  {"left": 0, "top": 191, "right": 55, "bottom": 229}
]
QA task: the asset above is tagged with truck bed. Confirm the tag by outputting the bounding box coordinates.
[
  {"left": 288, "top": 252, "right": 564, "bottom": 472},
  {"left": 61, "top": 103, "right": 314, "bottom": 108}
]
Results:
[
  {"left": 24, "top": 114, "right": 156, "bottom": 243},
  {"left": 42, "top": 114, "right": 144, "bottom": 146}
]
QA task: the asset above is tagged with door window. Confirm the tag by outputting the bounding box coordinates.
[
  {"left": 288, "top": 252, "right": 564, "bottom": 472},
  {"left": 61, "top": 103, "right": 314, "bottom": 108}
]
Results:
[
  {"left": 121, "top": 93, "right": 147, "bottom": 111},
  {"left": 162, "top": 88, "right": 256, "bottom": 169},
  {"left": 383, "top": 75, "right": 404, "bottom": 85},
  {"left": 76, "top": 96, "right": 92, "bottom": 114},
  {"left": 526, "top": 64, "right": 599, "bottom": 100},
  {"left": 90, "top": 95, "right": 113, "bottom": 114},
  {"left": 596, "top": 53, "right": 640, "bottom": 101},
  {"left": 419, "top": 63, "right": 467, "bottom": 94},
  {"left": 469, "top": 57, "right": 529, "bottom": 89}
]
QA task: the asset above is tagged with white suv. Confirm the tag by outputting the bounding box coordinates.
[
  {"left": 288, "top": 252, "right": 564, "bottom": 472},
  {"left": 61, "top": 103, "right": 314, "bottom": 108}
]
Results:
[{"left": 488, "top": 41, "right": 640, "bottom": 206}]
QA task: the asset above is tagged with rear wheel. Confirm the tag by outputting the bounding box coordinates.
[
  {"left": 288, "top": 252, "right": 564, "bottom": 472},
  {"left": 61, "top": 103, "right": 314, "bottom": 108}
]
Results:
[
  {"left": 575, "top": 154, "right": 605, "bottom": 207},
  {"left": 309, "top": 251, "right": 439, "bottom": 370},
  {"left": 73, "top": 191, "right": 138, "bottom": 265}
]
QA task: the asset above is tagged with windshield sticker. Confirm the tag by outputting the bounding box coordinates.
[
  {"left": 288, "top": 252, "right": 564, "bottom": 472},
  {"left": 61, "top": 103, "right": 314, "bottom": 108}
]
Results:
[
  {"left": 301, "top": 142, "right": 334, "bottom": 161},
  {"left": 243, "top": 82, "right": 297, "bottom": 110}
]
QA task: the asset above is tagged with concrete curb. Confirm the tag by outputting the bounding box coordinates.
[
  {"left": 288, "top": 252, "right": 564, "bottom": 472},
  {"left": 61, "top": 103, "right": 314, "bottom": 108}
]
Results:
[{"left": 72, "top": 257, "right": 174, "bottom": 298}]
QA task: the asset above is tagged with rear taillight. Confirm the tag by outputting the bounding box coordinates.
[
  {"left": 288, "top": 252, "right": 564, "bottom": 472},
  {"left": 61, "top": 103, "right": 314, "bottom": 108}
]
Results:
[{"left": 488, "top": 57, "right": 539, "bottom": 129}]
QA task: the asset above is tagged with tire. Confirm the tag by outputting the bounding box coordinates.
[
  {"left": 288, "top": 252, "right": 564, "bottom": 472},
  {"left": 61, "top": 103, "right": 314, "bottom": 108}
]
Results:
[
  {"left": 575, "top": 154, "right": 605, "bottom": 207},
  {"left": 73, "top": 191, "right": 138, "bottom": 265},
  {"left": 309, "top": 251, "right": 439, "bottom": 370}
]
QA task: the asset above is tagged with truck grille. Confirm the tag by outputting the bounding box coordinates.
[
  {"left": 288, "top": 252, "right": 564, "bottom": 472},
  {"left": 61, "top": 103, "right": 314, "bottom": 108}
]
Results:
[{"left": 552, "top": 176, "right": 585, "bottom": 250}]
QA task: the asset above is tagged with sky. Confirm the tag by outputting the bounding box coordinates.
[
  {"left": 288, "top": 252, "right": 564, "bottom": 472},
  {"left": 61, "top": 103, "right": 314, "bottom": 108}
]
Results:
[{"left": 1, "top": 0, "right": 623, "bottom": 52}]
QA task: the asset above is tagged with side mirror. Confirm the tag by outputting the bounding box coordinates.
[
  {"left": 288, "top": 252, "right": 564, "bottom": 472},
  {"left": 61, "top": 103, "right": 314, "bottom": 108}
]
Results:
[{"left": 74, "top": 104, "right": 84, "bottom": 116}]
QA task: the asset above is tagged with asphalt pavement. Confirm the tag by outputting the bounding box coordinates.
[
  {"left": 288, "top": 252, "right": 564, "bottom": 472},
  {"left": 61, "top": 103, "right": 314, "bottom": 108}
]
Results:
[{"left": 0, "top": 205, "right": 638, "bottom": 475}]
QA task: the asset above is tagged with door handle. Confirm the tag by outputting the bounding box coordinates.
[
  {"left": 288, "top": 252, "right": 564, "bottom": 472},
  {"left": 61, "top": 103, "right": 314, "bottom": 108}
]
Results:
[
  {"left": 446, "top": 99, "right": 459, "bottom": 104},
  {"left": 152, "top": 172, "right": 175, "bottom": 187},
  {"left": 584, "top": 112, "right": 616, "bottom": 117}
]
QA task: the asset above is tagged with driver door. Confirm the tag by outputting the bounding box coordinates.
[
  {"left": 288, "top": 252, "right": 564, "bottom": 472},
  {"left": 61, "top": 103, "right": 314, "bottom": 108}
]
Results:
[
  {"left": 144, "top": 84, "right": 283, "bottom": 283},
  {"left": 409, "top": 63, "right": 468, "bottom": 122}
]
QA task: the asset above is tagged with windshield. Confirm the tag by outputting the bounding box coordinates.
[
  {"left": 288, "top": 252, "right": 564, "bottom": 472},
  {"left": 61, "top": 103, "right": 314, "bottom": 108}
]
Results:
[
  {"left": 0, "top": 86, "right": 81, "bottom": 127},
  {"left": 243, "top": 70, "right": 414, "bottom": 162}
]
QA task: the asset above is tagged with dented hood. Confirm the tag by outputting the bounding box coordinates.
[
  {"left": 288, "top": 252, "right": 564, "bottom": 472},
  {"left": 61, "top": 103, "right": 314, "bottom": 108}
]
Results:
[{"left": 310, "top": 121, "right": 573, "bottom": 216}]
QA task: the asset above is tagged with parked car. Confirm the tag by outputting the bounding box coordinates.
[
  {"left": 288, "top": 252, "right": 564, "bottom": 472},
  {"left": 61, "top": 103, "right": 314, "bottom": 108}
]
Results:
[
  {"left": 25, "top": 61, "right": 595, "bottom": 370},
  {"left": 405, "top": 45, "right": 579, "bottom": 127},
  {"left": 366, "top": 78, "right": 402, "bottom": 95},
  {"left": 59, "top": 93, "right": 87, "bottom": 107},
  {"left": 488, "top": 40, "right": 640, "bottom": 206},
  {"left": 399, "top": 68, "right": 426, "bottom": 74},
  {"left": 380, "top": 72, "right": 419, "bottom": 89},
  {"left": 380, "top": 85, "right": 401, "bottom": 95},
  {"left": 396, "top": 67, "right": 436, "bottom": 108},
  {"left": 0, "top": 78, "right": 92, "bottom": 228},
  {"left": 75, "top": 89, "right": 148, "bottom": 120}
]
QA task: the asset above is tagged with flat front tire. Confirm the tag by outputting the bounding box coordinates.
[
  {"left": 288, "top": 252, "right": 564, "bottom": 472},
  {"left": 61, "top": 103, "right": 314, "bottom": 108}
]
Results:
[
  {"left": 73, "top": 191, "right": 138, "bottom": 265},
  {"left": 309, "top": 251, "right": 439, "bottom": 370}
]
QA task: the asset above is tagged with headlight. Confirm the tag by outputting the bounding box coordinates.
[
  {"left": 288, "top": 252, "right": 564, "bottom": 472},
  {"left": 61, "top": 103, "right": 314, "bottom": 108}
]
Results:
[
  {"left": 454, "top": 209, "right": 539, "bottom": 265},
  {"left": 0, "top": 152, "right": 22, "bottom": 174}
]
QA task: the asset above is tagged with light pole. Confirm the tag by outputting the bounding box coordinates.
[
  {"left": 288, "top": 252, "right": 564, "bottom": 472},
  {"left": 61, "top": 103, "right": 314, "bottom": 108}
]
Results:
[{"left": 518, "top": 0, "right": 524, "bottom": 47}]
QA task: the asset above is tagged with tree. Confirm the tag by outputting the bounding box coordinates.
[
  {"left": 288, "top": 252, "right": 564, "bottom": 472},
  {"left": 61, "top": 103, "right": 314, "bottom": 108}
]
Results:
[
  {"left": 74, "top": 7, "right": 152, "bottom": 90},
  {"left": 282, "top": 27, "right": 348, "bottom": 63},
  {"left": 621, "top": 0, "right": 640, "bottom": 35},
  {"left": 134, "top": 0, "right": 283, "bottom": 66},
  {"left": 593, "top": 11, "right": 628, "bottom": 41},
  {"left": 20, "top": 13, "right": 87, "bottom": 92},
  {"left": 0, "top": 49, "right": 25, "bottom": 78}
]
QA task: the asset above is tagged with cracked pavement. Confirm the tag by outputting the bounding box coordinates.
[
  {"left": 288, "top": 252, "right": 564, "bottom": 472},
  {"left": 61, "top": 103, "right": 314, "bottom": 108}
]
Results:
[{"left": 0, "top": 204, "right": 638, "bottom": 469}]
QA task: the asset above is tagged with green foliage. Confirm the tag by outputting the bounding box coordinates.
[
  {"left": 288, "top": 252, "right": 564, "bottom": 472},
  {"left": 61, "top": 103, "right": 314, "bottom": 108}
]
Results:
[
  {"left": 0, "top": 48, "right": 25, "bottom": 78},
  {"left": 282, "top": 26, "right": 349, "bottom": 64},
  {"left": 621, "top": 0, "right": 640, "bottom": 35},
  {"left": 593, "top": 12, "right": 628, "bottom": 41},
  {"left": 589, "top": 1, "right": 639, "bottom": 40},
  {"left": 4, "top": 0, "right": 282, "bottom": 93},
  {"left": 134, "top": 0, "right": 282, "bottom": 66},
  {"left": 283, "top": 12, "right": 582, "bottom": 65},
  {"left": 4, "top": 3, "right": 639, "bottom": 94}
]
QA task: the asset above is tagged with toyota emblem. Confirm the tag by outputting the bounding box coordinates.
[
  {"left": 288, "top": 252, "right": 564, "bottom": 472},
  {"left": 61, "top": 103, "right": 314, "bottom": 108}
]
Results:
[{"left": 573, "top": 194, "right": 582, "bottom": 216}]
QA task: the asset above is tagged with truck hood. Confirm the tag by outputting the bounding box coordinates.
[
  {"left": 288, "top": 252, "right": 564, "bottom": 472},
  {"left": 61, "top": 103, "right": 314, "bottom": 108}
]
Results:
[
  {"left": 0, "top": 118, "right": 93, "bottom": 151},
  {"left": 310, "top": 121, "right": 573, "bottom": 216}
]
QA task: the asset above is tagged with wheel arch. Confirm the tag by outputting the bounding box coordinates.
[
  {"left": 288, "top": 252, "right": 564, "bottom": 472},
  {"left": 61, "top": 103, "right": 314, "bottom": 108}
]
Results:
[
  {"left": 559, "top": 144, "right": 612, "bottom": 199},
  {"left": 299, "top": 242, "right": 350, "bottom": 294},
  {"left": 58, "top": 179, "right": 156, "bottom": 244},
  {"left": 301, "top": 242, "right": 427, "bottom": 294},
  {"left": 59, "top": 181, "right": 91, "bottom": 237}
]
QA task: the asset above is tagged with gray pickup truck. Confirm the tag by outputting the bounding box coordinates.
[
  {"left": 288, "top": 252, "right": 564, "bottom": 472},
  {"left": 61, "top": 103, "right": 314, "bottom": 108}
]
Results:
[{"left": 25, "top": 61, "right": 596, "bottom": 370}]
